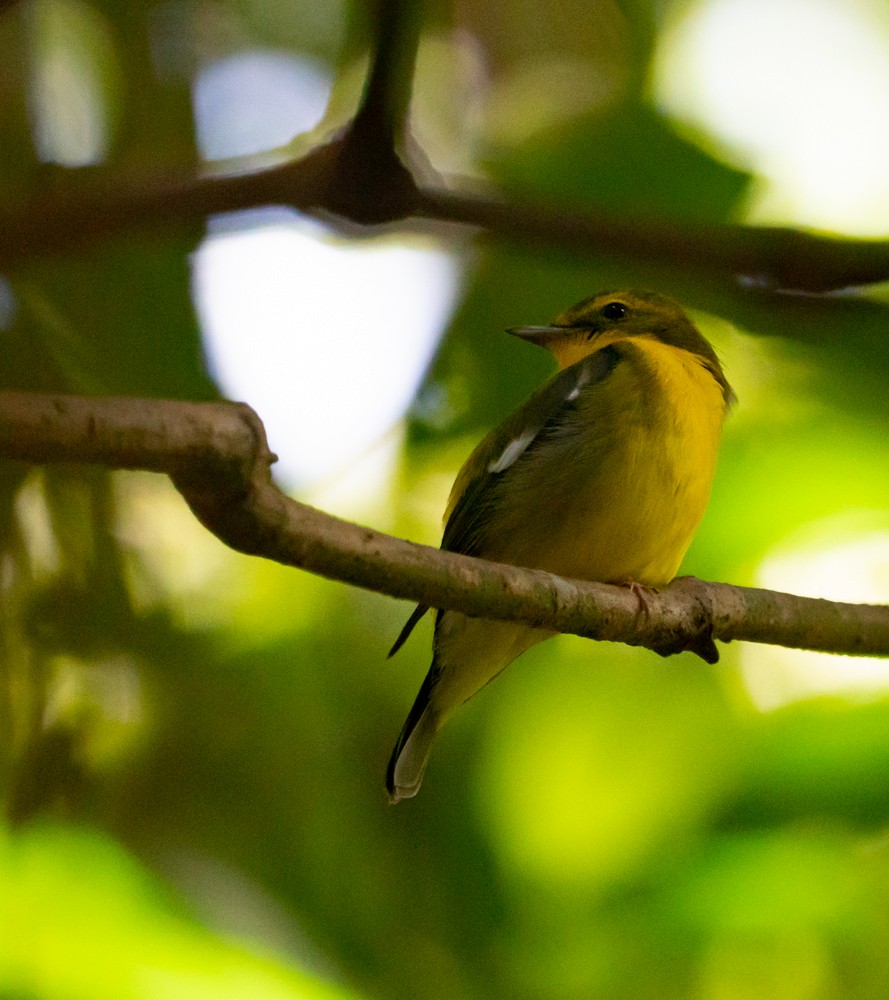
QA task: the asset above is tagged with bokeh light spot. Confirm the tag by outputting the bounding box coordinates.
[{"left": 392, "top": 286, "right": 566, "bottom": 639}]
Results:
[
  {"left": 29, "top": 0, "right": 116, "bottom": 166},
  {"left": 743, "top": 511, "right": 889, "bottom": 709},
  {"left": 655, "top": 0, "right": 889, "bottom": 234},
  {"left": 193, "top": 50, "right": 331, "bottom": 161},
  {"left": 193, "top": 214, "right": 461, "bottom": 490}
]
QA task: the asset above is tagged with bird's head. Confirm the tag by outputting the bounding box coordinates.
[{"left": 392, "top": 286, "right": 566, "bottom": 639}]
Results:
[{"left": 508, "top": 289, "right": 732, "bottom": 402}]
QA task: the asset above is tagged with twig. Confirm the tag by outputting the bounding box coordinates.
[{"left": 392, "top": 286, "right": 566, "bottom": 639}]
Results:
[
  {"left": 0, "top": 160, "right": 327, "bottom": 262},
  {"left": 416, "top": 187, "right": 889, "bottom": 293},
  {"left": 1, "top": 390, "right": 887, "bottom": 659},
  {"left": 1, "top": 0, "right": 887, "bottom": 290},
  {"left": 355, "top": 0, "right": 423, "bottom": 151},
  {"left": 3, "top": 158, "right": 889, "bottom": 292},
  {"left": 299, "top": 0, "right": 425, "bottom": 222}
]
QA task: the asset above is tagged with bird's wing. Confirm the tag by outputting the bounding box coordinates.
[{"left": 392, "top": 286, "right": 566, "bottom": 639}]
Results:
[
  {"left": 441, "top": 344, "right": 621, "bottom": 557},
  {"left": 388, "top": 344, "right": 621, "bottom": 656}
]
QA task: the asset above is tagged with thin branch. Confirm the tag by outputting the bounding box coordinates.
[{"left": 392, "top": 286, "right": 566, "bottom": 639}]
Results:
[
  {"left": 1, "top": 0, "right": 887, "bottom": 289},
  {"left": 355, "top": 0, "right": 423, "bottom": 150},
  {"left": 3, "top": 155, "right": 889, "bottom": 292},
  {"left": 415, "top": 187, "right": 889, "bottom": 293},
  {"left": 2, "top": 389, "right": 887, "bottom": 660},
  {"left": 301, "top": 0, "right": 425, "bottom": 223},
  {"left": 0, "top": 159, "right": 328, "bottom": 262}
]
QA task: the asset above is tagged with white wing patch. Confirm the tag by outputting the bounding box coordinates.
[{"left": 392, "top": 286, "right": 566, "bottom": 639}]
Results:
[
  {"left": 485, "top": 361, "right": 596, "bottom": 475},
  {"left": 487, "top": 427, "right": 539, "bottom": 474}
]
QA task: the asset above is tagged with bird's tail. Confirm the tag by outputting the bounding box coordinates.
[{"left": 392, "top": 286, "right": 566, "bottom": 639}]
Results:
[{"left": 386, "top": 671, "right": 440, "bottom": 803}]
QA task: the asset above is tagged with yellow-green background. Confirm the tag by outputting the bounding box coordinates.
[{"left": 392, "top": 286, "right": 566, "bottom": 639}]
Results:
[{"left": 4, "top": 1, "right": 889, "bottom": 998}]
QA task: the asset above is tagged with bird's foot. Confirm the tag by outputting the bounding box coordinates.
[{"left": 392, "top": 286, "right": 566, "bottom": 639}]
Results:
[{"left": 613, "top": 578, "right": 659, "bottom": 622}]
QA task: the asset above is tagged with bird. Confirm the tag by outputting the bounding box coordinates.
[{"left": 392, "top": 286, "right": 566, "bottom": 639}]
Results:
[{"left": 386, "top": 289, "right": 733, "bottom": 802}]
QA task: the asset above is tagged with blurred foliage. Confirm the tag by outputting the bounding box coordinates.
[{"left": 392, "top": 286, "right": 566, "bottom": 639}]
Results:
[
  {"left": 1, "top": 823, "right": 359, "bottom": 999},
  {"left": 3, "top": 2, "right": 889, "bottom": 1000}
]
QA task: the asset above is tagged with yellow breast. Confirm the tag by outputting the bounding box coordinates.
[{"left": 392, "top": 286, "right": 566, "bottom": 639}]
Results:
[
  {"left": 483, "top": 336, "right": 727, "bottom": 586},
  {"left": 595, "top": 336, "right": 726, "bottom": 583}
]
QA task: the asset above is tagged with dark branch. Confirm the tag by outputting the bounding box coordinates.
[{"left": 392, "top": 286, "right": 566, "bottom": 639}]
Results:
[
  {"left": 415, "top": 187, "right": 889, "bottom": 292},
  {"left": 2, "top": 390, "right": 887, "bottom": 660},
  {"left": 299, "top": 0, "right": 425, "bottom": 222},
  {"left": 1, "top": 0, "right": 887, "bottom": 289},
  {"left": 2, "top": 156, "right": 889, "bottom": 292},
  {"left": 0, "top": 160, "right": 325, "bottom": 263},
  {"left": 356, "top": 0, "right": 423, "bottom": 150}
]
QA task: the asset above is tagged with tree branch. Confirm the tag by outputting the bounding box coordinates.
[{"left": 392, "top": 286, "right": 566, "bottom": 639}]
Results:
[
  {"left": 4, "top": 155, "right": 889, "bottom": 293},
  {"left": 3, "top": 0, "right": 888, "bottom": 291},
  {"left": 415, "top": 187, "right": 889, "bottom": 293},
  {"left": 2, "top": 390, "right": 887, "bottom": 660},
  {"left": 298, "top": 0, "right": 425, "bottom": 223},
  {"left": 355, "top": 0, "right": 423, "bottom": 151}
]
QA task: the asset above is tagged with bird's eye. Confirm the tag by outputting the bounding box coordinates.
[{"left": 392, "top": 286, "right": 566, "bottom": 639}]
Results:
[{"left": 602, "top": 301, "right": 628, "bottom": 320}]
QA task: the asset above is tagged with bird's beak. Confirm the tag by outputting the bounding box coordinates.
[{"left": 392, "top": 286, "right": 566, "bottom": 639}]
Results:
[{"left": 506, "top": 324, "right": 567, "bottom": 346}]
